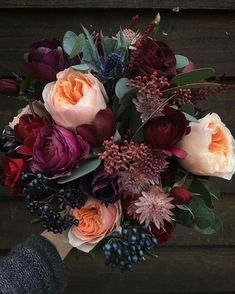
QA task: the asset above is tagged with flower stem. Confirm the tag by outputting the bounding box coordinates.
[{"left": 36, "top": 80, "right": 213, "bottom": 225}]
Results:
[{"left": 131, "top": 95, "right": 174, "bottom": 141}]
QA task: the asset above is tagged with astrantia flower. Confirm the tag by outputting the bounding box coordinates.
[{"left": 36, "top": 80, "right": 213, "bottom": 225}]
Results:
[
  {"left": 130, "top": 73, "right": 170, "bottom": 122},
  {"left": 119, "top": 170, "right": 149, "bottom": 195},
  {"left": 134, "top": 186, "right": 175, "bottom": 229}
]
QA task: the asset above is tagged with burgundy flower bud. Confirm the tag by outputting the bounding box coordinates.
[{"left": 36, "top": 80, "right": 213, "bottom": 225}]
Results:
[
  {"left": 0, "top": 79, "right": 19, "bottom": 96},
  {"left": 76, "top": 108, "right": 116, "bottom": 147},
  {"left": 80, "top": 168, "right": 119, "bottom": 204},
  {"left": 143, "top": 106, "right": 189, "bottom": 151},
  {"left": 127, "top": 36, "right": 176, "bottom": 78},
  {"left": 1, "top": 157, "right": 29, "bottom": 194},
  {"left": 14, "top": 114, "right": 45, "bottom": 156},
  {"left": 20, "top": 39, "right": 78, "bottom": 83},
  {"left": 31, "top": 124, "right": 90, "bottom": 179},
  {"left": 170, "top": 186, "right": 192, "bottom": 205},
  {"left": 150, "top": 221, "right": 175, "bottom": 244}
]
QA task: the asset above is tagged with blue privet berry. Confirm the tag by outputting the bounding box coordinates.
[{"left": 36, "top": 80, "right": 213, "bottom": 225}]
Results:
[
  {"left": 101, "top": 226, "right": 158, "bottom": 272},
  {"left": 23, "top": 173, "right": 85, "bottom": 233}
]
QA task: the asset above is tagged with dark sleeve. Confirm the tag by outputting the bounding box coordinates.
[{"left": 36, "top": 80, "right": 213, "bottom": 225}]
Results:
[{"left": 0, "top": 235, "right": 67, "bottom": 294}]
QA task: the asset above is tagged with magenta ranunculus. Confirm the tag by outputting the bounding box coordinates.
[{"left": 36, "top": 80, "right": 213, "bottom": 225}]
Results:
[
  {"left": 20, "top": 39, "right": 77, "bottom": 83},
  {"left": 31, "top": 124, "right": 90, "bottom": 178},
  {"left": 127, "top": 36, "right": 176, "bottom": 78}
]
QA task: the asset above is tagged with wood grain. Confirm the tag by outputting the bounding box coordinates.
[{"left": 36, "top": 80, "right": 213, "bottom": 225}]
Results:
[
  {"left": 0, "top": 0, "right": 235, "bottom": 9},
  {"left": 63, "top": 248, "right": 235, "bottom": 293},
  {"left": 0, "top": 195, "right": 234, "bottom": 250},
  {"left": 0, "top": 10, "right": 235, "bottom": 76}
]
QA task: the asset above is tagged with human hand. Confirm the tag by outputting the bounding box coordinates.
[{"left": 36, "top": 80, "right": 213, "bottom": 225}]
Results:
[{"left": 41, "top": 230, "right": 73, "bottom": 260}]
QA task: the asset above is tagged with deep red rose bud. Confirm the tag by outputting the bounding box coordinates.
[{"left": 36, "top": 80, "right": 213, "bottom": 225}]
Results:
[
  {"left": 170, "top": 186, "right": 192, "bottom": 205},
  {"left": 76, "top": 108, "right": 116, "bottom": 148},
  {"left": 127, "top": 36, "right": 176, "bottom": 79},
  {"left": 0, "top": 79, "right": 19, "bottom": 96},
  {"left": 14, "top": 114, "right": 45, "bottom": 156},
  {"left": 121, "top": 194, "right": 139, "bottom": 220},
  {"left": 1, "top": 157, "right": 28, "bottom": 194},
  {"left": 151, "top": 221, "right": 175, "bottom": 244},
  {"left": 143, "top": 106, "right": 189, "bottom": 151},
  {"left": 95, "top": 108, "right": 116, "bottom": 142}
]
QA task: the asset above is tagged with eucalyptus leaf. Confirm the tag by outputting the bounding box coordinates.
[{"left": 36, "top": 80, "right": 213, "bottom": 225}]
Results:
[
  {"left": 115, "top": 77, "right": 136, "bottom": 101},
  {"left": 57, "top": 159, "right": 101, "bottom": 184},
  {"left": 188, "top": 196, "right": 223, "bottom": 234},
  {"left": 182, "top": 112, "right": 198, "bottom": 122},
  {"left": 63, "top": 31, "right": 85, "bottom": 59},
  {"left": 103, "top": 38, "right": 117, "bottom": 55},
  {"left": 72, "top": 64, "right": 90, "bottom": 72},
  {"left": 170, "top": 68, "right": 216, "bottom": 85},
  {"left": 81, "top": 25, "right": 98, "bottom": 61},
  {"left": 175, "top": 54, "right": 189, "bottom": 69},
  {"left": 117, "top": 28, "right": 127, "bottom": 52},
  {"left": 189, "top": 178, "right": 213, "bottom": 208},
  {"left": 177, "top": 204, "right": 194, "bottom": 218}
]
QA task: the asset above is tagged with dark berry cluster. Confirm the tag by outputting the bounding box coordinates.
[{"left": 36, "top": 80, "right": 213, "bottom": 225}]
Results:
[
  {"left": 102, "top": 225, "right": 158, "bottom": 272},
  {"left": 22, "top": 172, "right": 86, "bottom": 233}
]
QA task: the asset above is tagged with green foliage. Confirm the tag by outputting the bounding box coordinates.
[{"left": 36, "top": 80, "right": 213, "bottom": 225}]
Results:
[
  {"left": 170, "top": 68, "right": 216, "bottom": 85},
  {"left": 57, "top": 158, "right": 101, "bottom": 184},
  {"left": 180, "top": 102, "right": 194, "bottom": 116},
  {"left": 176, "top": 196, "right": 223, "bottom": 234},
  {"left": 81, "top": 25, "right": 98, "bottom": 61},
  {"left": 175, "top": 54, "right": 189, "bottom": 69},
  {"left": 63, "top": 31, "right": 85, "bottom": 58},
  {"left": 115, "top": 77, "right": 136, "bottom": 102},
  {"left": 72, "top": 64, "right": 90, "bottom": 72},
  {"left": 175, "top": 177, "right": 222, "bottom": 235},
  {"left": 189, "top": 178, "right": 217, "bottom": 208}
]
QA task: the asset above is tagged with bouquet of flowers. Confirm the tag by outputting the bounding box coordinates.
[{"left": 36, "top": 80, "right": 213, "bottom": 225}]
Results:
[{"left": 0, "top": 14, "right": 235, "bottom": 272}]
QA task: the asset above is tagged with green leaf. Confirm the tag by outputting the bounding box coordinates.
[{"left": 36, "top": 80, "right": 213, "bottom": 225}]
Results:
[
  {"left": 148, "top": 13, "right": 161, "bottom": 37},
  {"left": 103, "top": 37, "right": 117, "bottom": 55},
  {"left": 177, "top": 204, "right": 194, "bottom": 218},
  {"left": 182, "top": 112, "right": 199, "bottom": 122},
  {"left": 63, "top": 31, "right": 85, "bottom": 59},
  {"left": 115, "top": 77, "right": 136, "bottom": 102},
  {"left": 180, "top": 102, "right": 194, "bottom": 116},
  {"left": 57, "top": 158, "right": 101, "bottom": 184},
  {"left": 170, "top": 68, "right": 216, "bottom": 85},
  {"left": 189, "top": 178, "right": 213, "bottom": 208},
  {"left": 188, "top": 196, "right": 223, "bottom": 234},
  {"left": 200, "top": 181, "right": 221, "bottom": 200},
  {"left": 173, "top": 174, "right": 188, "bottom": 187},
  {"left": 81, "top": 25, "right": 98, "bottom": 61},
  {"left": 72, "top": 64, "right": 90, "bottom": 72},
  {"left": 175, "top": 54, "right": 189, "bottom": 69},
  {"left": 117, "top": 28, "right": 127, "bottom": 52}
]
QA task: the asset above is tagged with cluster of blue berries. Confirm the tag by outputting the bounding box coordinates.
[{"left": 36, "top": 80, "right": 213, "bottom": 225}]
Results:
[
  {"left": 102, "top": 225, "right": 158, "bottom": 272},
  {"left": 22, "top": 172, "right": 86, "bottom": 233},
  {"left": 100, "top": 52, "right": 124, "bottom": 79}
]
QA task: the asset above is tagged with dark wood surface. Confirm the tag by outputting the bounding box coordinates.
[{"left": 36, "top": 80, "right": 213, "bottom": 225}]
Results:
[
  {"left": 0, "top": 3, "right": 235, "bottom": 294},
  {"left": 0, "top": 0, "right": 235, "bottom": 9}
]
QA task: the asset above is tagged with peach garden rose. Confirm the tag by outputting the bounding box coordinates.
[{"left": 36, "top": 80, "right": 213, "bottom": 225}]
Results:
[
  {"left": 68, "top": 197, "right": 121, "bottom": 253},
  {"left": 42, "top": 68, "right": 108, "bottom": 130},
  {"left": 178, "top": 113, "right": 235, "bottom": 180}
]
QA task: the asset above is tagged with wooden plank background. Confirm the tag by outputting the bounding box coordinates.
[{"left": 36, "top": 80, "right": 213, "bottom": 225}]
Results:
[{"left": 0, "top": 2, "right": 235, "bottom": 293}]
